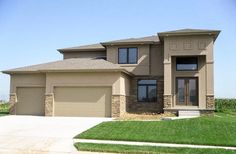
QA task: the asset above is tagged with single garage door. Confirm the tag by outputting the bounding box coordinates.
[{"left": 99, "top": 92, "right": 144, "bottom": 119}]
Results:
[
  {"left": 54, "top": 87, "right": 111, "bottom": 117},
  {"left": 16, "top": 87, "right": 45, "bottom": 115}
]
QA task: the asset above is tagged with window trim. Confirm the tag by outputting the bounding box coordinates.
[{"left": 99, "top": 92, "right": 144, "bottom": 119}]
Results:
[
  {"left": 118, "top": 47, "right": 138, "bottom": 64},
  {"left": 137, "top": 79, "right": 157, "bottom": 103},
  {"left": 176, "top": 56, "right": 198, "bottom": 71}
]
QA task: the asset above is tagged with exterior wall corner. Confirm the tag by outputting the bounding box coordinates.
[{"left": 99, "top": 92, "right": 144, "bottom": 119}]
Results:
[
  {"left": 111, "top": 95, "right": 127, "bottom": 117},
  {"left": 206, "top": 95, "right": 215, "bottom": 109},
  {"left": 9, "top": 93, "right": 17, "bottom": 115}
]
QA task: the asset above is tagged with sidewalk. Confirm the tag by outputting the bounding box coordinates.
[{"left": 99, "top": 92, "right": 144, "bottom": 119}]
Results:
[{"left": 74, "top": 139, "right": 236, "bottom": 150}]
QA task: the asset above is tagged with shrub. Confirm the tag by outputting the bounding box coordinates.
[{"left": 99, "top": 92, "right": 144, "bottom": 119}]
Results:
[
  {"left": 215, "top": 99, "right": 236, "bottom": 112},
  {"left": 0, "top": 103, "right": 9, "bottom": 113}
]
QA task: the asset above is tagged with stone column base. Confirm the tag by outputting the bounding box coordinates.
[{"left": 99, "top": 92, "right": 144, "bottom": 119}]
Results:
[
  {"left": 164, "top": 95, "right": 172, "bottom": 109},
  {"left": 45, "top": 93, "right": 54, "bottom": 116},
  {"left": 206, "top": 95, "right": 215, "bottom": 109},
  {"left": 9, "top": 93, "right": 17, "bottom": 114},
  {"left": 112, "top": 95, "right": 127, "bottom": 117}
]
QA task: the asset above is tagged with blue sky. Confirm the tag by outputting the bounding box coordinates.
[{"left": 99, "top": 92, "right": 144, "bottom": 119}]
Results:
[{"left": 0, "top": 0, "right": 236, "bottom": 100}]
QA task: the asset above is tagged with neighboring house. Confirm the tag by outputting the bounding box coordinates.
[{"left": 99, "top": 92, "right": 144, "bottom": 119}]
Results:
[{"left": 3, "top": 29, "right": 220, "bottom": 117}]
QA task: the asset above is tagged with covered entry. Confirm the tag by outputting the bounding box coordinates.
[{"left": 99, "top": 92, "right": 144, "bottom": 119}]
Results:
[
  {"left": 54, "top": 87, "right": 111, "bottom": 117},
  {"left": 16, "top": 87, "right": 45, "bottom": 115},
  {"left": 176, "top": 77, "right": 198, "bottom": 106}
]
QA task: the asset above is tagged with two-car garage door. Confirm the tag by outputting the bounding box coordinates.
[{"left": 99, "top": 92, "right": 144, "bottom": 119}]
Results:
[{"left": 54, "top": 87, "right": 111, "bottom": 117}]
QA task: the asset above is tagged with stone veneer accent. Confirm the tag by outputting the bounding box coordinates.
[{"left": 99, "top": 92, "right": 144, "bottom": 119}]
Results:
[
  {"left": 206, "top": 95, "right": 215, "bottom": 109},
  {"left": 9, "top": 93, "right": 17, "bottom": 114},
  {"left": 128, "top": 76, "right": 164, "bottom": 113},
  {"left": 45, "top": 93, "right": 54, "bottom": 116},
  {"left": 112, "top": 95, "right": 127, "bottom": 117},
  {"left": 164, "top": 95, "right": 172, "bottom": 109}
]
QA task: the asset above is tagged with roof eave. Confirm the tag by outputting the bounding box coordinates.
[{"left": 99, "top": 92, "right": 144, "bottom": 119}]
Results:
[
  {"left": 41, "top": 69, "right": 133, "bottom": 76},
  {"left": 158, "top": 30, "right": 221, "bottom": 41},
  {"left": 2, "top": 70, "right": 41, "bottom": 74},
  {"left": 2, "top": 68, "right": 133, "bottom": 76},
  {"left": 57, "top": 48, "right": 106, "bottom": 53},
  {"left": 101, "top": 41, "right": 160, "bottom": 46}
]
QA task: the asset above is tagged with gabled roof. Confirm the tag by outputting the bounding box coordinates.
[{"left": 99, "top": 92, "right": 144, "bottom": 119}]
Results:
[
  {"left": 2, "top": 58, "right": 132, "bottom": 75},
  {"left": 158, "top": 28, "right": 221, "bottom": 41},
  {"left": 58, "top": 43, "right": 105, "bottom": 53},
  {"left": 101, "top": 35, "right": 160, "bottom": 45}
]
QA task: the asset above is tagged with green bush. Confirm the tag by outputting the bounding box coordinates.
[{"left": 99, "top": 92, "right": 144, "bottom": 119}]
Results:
[
  {"left": 215, "top": 99, "right": 236, "bottom": 112},
  {"left": 0, "top": 103, "right": 9, "bottom": 113}
]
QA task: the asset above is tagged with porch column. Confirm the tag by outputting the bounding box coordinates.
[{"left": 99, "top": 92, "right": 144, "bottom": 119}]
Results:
[{"left": 163, "top": 55, "right": 172, "bottom": 109}]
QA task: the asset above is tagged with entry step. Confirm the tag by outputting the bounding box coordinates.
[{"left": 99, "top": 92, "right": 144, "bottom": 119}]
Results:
[{"left": 178, "top": 110, "right": 200, "bottom": 117}]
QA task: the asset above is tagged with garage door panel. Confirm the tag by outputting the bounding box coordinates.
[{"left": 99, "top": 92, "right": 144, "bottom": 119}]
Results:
[
  {"left": 55, "top": 87, "right": 107, "bottom": 103},
  {"left": 16, "top": 87, "right": 45, "bottom": 116},
  {"left": 54, "top": 87, "right": 111, "bottom": 117}
]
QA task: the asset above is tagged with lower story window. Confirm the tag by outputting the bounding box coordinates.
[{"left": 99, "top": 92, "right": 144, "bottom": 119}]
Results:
[{"left": 138, "top": 80, "right": 157, "bottom": 102}]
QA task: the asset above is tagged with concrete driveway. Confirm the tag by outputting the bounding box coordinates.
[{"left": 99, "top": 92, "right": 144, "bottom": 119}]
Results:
[{"left": 0, "top": 115, "right": 111, "bottom": 154}]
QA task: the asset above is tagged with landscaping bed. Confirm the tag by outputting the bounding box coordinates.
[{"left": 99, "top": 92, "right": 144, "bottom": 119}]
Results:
[{"left": 116, "top": 112, "right": 175, "bottom": 121}]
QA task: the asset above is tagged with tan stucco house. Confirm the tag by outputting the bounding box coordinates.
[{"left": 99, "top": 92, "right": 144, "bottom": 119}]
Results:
[{"left": 3, "top": 29, "right": 220, "bottom": 117}]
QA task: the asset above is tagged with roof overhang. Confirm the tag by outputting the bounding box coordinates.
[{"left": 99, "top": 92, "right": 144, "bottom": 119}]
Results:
[
  {"left": 2, "top": 68, "right": 133, "bottom": 76},
  {"left": 101, "top": 41, "right": 160, "bottom": 46},
  {"left": 57, "top": 48, "right": 106, "bottom": 53},
  {"left": 158, "top": 30, "right": 221, "bottom": 42}
]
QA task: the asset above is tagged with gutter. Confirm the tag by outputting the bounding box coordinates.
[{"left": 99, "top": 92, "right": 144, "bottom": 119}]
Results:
[{"left": 2, "top": 68, "right": 134, "bottom": 76}]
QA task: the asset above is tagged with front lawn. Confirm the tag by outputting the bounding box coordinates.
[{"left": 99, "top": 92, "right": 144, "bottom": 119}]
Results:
[
  {"left": 76, "top": 112, "right": 236, "bottom": 147},
  {"left": 75, "top": 143, "right": 236, "bottom": 154}
]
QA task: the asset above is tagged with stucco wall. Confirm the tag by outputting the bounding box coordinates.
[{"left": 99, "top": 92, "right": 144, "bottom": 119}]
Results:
[
  {"left": 163, "top": 35, "right": 213, "bottom": 57},
  {"left": 45, "top": 72, "right": 129, "bottom": 96},
  {"left": 163, "top": 35, "right": 214, "bottom": 109},
  {"left": 150, "top": 44, "right": 164, "bottom": 76},
  {"left": 9, "top": 72, "right": 130, "bottom": 101},
  {"left": 106, "top": 45, "right": 150, "bottom": 75},
  {"left": 10, "top": 73, "right": 46, "bottom": 93},
  {"left": 63, "top": 51, "right": 106, "bottom": 59}
]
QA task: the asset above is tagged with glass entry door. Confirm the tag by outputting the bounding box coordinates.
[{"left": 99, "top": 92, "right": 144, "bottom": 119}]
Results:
[{"left": 176, "top": 77, "right": 198, "bottom": 106}]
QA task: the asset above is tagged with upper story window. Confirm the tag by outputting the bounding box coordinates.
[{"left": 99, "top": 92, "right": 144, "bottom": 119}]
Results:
[
  {"left": 138, "top": 80, "right": 157, "bottom": 102},
  {"left": 176, "top": 57, "right": 198, "bottom": 71},
  {"left": 118, "top": 47, "right": 138, "bottom": 64}
]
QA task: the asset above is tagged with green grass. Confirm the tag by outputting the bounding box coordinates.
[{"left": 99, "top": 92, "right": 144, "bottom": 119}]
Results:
[
  {"left": 74, "top": 143, "right": 236, "bottom": 154},
  {"left": 76, "top": 112, "right": 236, "bottom": 147}
]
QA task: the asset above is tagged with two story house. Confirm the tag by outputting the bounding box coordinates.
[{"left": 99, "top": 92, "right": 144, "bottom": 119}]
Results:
[{"left": 3, "top": 29, "right": 220, "bottom": 117}]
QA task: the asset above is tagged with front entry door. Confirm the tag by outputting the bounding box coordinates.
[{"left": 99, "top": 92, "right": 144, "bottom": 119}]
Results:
[{"left": 176, "top": 77, "right": 198, "bottom": 106}]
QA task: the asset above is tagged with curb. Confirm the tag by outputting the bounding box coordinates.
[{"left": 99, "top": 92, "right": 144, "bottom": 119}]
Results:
[{"left": 74, "top": 139, "right": 236, "bottom": 150}]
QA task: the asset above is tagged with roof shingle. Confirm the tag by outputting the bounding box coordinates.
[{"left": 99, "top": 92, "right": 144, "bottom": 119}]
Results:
[
  {"left": 3, "top": 58, "right": 131, "bottom": 74},
  {"left": 101, "top": 35, "right": 160, "bottom": 45},
  {"left": 58, "top": 43, "right": 105, "bottom": 52}
]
